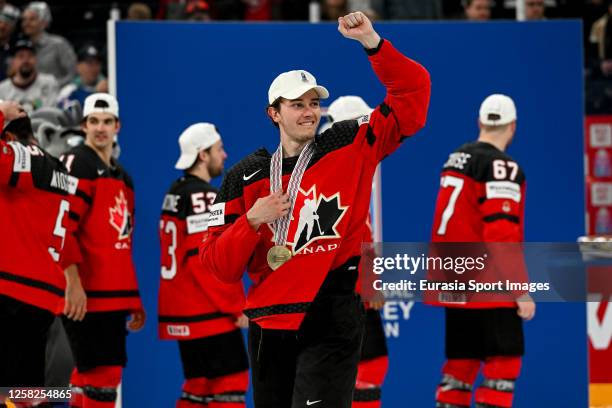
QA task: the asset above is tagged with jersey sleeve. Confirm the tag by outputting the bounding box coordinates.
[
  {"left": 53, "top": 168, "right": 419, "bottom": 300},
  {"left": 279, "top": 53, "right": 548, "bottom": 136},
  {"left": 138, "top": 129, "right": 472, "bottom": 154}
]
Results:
[
  {"left": 354, "top": 39, "right": 431, "bottom": 163},
  {"left": 479, "top": 158, "right": 528, "bottom": 295},
  {"left": 198, "top": 166, "right": 260, "bottom": 284},
  {"left": 59, "top": 150, "right": 95, "bottom": 269},
  {"left": 479, "top": 158, "right": 525, "bottom": 242},
  {"left": 0, "top": 140, "right": 17, "bottom": 184}
]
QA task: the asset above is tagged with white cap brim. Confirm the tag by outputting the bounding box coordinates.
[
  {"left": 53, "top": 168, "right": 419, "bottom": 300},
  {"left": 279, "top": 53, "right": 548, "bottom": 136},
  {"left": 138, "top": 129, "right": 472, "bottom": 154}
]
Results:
[
  {"left": 175, "top": 152, "right": 198, "bottom": 170},
  {"left": 270, "top": 85, "right": 329, "bottom": 104}
]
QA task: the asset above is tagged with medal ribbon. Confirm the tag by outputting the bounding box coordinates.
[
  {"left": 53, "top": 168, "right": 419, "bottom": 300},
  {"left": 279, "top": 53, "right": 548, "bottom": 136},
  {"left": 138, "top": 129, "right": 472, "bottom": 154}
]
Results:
[{"left": 269, "top": 142, "right": 315, "bottom": 246}]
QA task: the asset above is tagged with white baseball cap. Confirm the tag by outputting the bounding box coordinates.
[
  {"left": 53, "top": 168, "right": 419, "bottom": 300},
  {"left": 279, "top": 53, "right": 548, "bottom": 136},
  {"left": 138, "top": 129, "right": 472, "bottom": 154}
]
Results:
[
  {"left": 83, "top": 93, "right": 119, "bottom": 119},
  {"left": 175, "top": 122, "right": 221, "bottom": 170},
  {"left": 479, "top": 94, "right": 517, "bottom": 126},
  {"left": 327, "top": 96, "right": 373, "bottom": 122},
  {"left": 268, "top": 70, "right": 329, "bottom": 105}
]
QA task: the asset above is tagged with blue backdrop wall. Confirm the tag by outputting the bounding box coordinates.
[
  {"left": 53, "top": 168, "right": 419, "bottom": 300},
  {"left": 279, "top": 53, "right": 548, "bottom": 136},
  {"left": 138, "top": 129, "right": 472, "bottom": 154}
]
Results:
[{"left": 116, "top": 20, "right": 586, "bottom": 407}]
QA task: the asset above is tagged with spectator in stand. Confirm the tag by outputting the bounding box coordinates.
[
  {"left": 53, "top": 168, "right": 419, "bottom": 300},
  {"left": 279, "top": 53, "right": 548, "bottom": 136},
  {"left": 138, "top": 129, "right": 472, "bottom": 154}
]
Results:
[
  {"left": 0, "top": 38, "right": 58, "bottom": 112},
  {"left": 243, "top": 0, "right": 273, "bottom": 20},
  {"left": 21, "top": 2, "right": 77, "bottom": 87},
  {"left": 127, "top": 2, "right": 153, "bottom": 20},
  {"left": 0, "top": 4, "right": 19, "bottom": 81},
  {"left": 371, "top": 0, "right": 441, "bottom": 19},
  {"left": 525, "top": 0, "right": 547, "bottom": 20},
  {"left": 591, "top": 0, "right": 612, "bottom": 77},
  {"left": 463, "top": 0, "right": 491, "bottom": 20},
  {"left": 57, "top": 44, "right": 107, "bottom": 109},
  {"left": 322, "top": 0, "right": 348, "bottom": 20},
  {"left": 185, "top": 0, "right": 212, "bottom": 20}
]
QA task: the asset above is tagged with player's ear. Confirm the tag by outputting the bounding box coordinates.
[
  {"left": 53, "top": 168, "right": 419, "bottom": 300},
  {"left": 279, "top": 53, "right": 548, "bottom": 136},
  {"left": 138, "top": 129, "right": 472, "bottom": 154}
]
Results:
[
  {"left": 114, "top": 119, "right": 121, "bottom": 133},
  {"left": 267, "top": 106, "right": 280, "bottom": 124},
  {"left": 198, "top": 149, "right": 208, "bottom": 163}
]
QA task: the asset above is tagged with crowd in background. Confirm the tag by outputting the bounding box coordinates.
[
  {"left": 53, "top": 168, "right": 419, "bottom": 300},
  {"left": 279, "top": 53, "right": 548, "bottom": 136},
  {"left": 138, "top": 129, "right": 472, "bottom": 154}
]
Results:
[{"left": 0, "top": 0, "right": 609, "bottom": 118}]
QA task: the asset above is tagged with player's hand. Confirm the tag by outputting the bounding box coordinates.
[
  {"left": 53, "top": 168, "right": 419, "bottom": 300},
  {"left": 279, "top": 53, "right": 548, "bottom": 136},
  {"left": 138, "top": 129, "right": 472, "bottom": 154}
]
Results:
[
  {"left": 235, "top": 313, "right": 249, "bottom": 328},
  {"left": 367, "top": 289, "right": 386, "bottom": 310},
  {"left": 0, "top": 100, "right": 26, "bottom": 121},
  {"left": 127, "top": 308, "right": 146, "bottom": 332},
  {"left": 338, "top": 12, "right": 381, "bottom": 49},
  {"left": 64, "top": 264, "right": 87, "bottom": 321},
  {"left": 516, "top": 294, "right": 536, "bottom": 321},
  {"left": 246, "top": 191, "right": 291, "bottom": 230}
]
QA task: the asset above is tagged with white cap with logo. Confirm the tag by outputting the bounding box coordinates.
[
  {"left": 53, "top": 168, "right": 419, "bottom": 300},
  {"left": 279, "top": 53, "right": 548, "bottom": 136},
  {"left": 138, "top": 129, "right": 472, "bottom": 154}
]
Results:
[
  {"left": 327, "top": 96, "right": 373, "bottom": 122},
  {"left": 83, "top": 93, "right": 119, "bottom": 119},
  {"left": 479, "top": 94, "right": 517, "bottom": 126},
  {"left": 268, "top": 70, "right": 329, "bottom": 105},
  {"left": 175, "top": 122, "right": 221, "bottom": 170}
]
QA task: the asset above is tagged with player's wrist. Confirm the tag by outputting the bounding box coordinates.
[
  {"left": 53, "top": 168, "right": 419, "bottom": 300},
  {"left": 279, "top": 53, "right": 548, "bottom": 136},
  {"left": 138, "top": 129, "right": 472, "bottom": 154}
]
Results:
[
  {"left": 360, "top": 32, "right": 381, "bottom": 50},
  {"left": 246, "top": 212, "right": 262, "bottom": 231}
]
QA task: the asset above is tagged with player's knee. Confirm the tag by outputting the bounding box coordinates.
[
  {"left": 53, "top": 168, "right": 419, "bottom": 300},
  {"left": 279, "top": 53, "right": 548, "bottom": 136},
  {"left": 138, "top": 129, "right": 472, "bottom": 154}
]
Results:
[
  {"left": 178, "top": 377, "right": 209, "bottom": 407},
  {"left": 436, "top": 360, "right": 480, "bottom": 407},
  {"left": 482, "top": 356, "right": 521, "bottom": 380},
  {"left": 442, "top": 359, "right": 481, "bottom": 382},
  {"left": 207, "top": 371, "right": 248, "bottom": 406}
]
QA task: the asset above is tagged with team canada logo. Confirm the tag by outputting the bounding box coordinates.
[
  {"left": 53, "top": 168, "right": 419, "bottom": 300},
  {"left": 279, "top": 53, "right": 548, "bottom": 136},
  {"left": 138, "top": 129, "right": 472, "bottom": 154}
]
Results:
[
  {"left": 271, "top": 185, "right": 347, "bottom": 254},
  {"left": 109, "top": 190, "right": 133, "bottom": 240}
]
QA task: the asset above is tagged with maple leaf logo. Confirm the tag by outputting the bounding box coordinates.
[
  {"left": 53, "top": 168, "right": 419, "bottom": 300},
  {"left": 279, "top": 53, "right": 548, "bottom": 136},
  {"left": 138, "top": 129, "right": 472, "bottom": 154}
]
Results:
[
  {"left": 270, "top": 185, "right": 347, "bottom": 254},
  {"left": 109, "top": 190, "right": 132, "bottom": 240}
]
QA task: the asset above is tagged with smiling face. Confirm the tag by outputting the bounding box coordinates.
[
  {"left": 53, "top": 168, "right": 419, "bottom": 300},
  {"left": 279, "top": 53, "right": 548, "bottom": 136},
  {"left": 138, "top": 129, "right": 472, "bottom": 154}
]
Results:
[{"left": 268, "top": 89, "right": 321, "bottom": 147}]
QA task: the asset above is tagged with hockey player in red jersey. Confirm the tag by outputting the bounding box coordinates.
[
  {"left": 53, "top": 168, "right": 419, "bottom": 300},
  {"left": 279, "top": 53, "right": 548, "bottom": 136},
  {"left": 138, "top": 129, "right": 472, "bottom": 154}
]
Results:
[
  {"left": 158, "top": 123, "right": 249, "bottom": 407},
  {"left": 430, "top": 94, "right": 535, "bottom": 408},
  {"left": 60, "top": 93, "right": 144, "bottom": 408},
  {"left": 0, "top": 101, "right": 80, "bottom": 390},
  {"left": 200, "top": 12, "right": 430, "bottom": 407},
  {"left": 323, "top": 96, "right": 389, "bottom": 408}
]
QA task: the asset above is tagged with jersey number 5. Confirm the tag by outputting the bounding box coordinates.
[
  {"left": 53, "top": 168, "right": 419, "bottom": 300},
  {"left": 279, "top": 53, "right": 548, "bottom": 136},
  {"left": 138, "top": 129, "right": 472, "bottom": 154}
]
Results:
[
  {"left": 436, "top": 175, "right": 464, "bottom": 236},
  {"left": 160, "top": 220, "right": 178, "bottom": 280},
  {"left": 49, "top": 200, "right": 70, "bottom": 262}
]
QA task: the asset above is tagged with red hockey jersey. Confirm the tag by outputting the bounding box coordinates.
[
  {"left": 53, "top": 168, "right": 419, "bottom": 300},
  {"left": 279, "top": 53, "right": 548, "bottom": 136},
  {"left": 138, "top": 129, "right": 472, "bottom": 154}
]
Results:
[
  {"left": 429, "top": 141, "right": 527, "bottom": 308},
  {"left": 61, "top": 144, "right": 142, "bottom": 312},
  {"left": 200, "top": 39, "right": 431, "bottom": 330},
  {"left": 158, "top": 174, "right": 245, "bottom": 340},
  {"left": 0, "top": 132, "right": 78, "bottom": 313}
]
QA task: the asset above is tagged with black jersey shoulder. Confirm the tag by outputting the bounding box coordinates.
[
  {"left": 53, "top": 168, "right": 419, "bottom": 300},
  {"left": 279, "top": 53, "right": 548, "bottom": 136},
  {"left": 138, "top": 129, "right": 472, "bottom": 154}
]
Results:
[
  {"left": 216, "top": 148, "right": 270, "bottom": 203},
  {"left": 314, "top": 119, "right": 360, "bottom": 162},
  {"left": 65, "top": 144, "right": 134, "bottom": 189},
  {"left": 9, "top": 141, "right": 77, "bottom": 195},
  {"left": 162, "top": 174, "right": 218, "bottom": 218},
  {"left": 443, "top": 141, "right": 525, "bottom": 184}
]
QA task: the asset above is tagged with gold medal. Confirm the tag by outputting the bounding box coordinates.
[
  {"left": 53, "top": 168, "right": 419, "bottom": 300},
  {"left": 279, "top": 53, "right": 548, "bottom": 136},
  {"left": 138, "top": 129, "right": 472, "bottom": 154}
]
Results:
[{"left": 267, "top": 245, "right": 292, "bottom": 270}]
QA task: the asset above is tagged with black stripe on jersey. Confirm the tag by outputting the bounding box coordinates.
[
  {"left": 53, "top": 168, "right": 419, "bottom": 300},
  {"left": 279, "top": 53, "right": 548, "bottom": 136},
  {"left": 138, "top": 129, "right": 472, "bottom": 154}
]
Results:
[
  {"left": 68, "top": 211, "right": 80, "bottom": 222},
  {"left": 243, "top": 302, "right": 311, "bottom": 319},
  {"left": 8, "top": 171, "right": 19, "bottom": 187},
  {"left": 353, "top": 387, "right": 382, "bottom": 402},
  {"left": 158, "top": 311, "right": 233, "bottom": 323},
  {"left": 185, "top": 248, "right": 198, "bottom": 258},
  {"left": 483, "top": 213, "right": 520, "bottom": 224},
  {"left": 76, "top": 189, "right": 92, "bottom": 205},
  {"left": 399, "top": 135, "right": 409, "bottom": 143},
  {"left": 378, "top": 102, "right": 391, "bottom": 118},
  {"left": 0, "top": 270, "right": 63, "bottom": 296},
  {"left": 225, "top": 214, "right": 239, "bottom": 225},
  {"left": 86, "top": 289, "right": 140, "bottom": 298},
  {"left": 366, "top": 126, "right": 376, "bottom": 146},
  {"left": 478, "top": 196, "right": 486, "bottom": 204}
]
